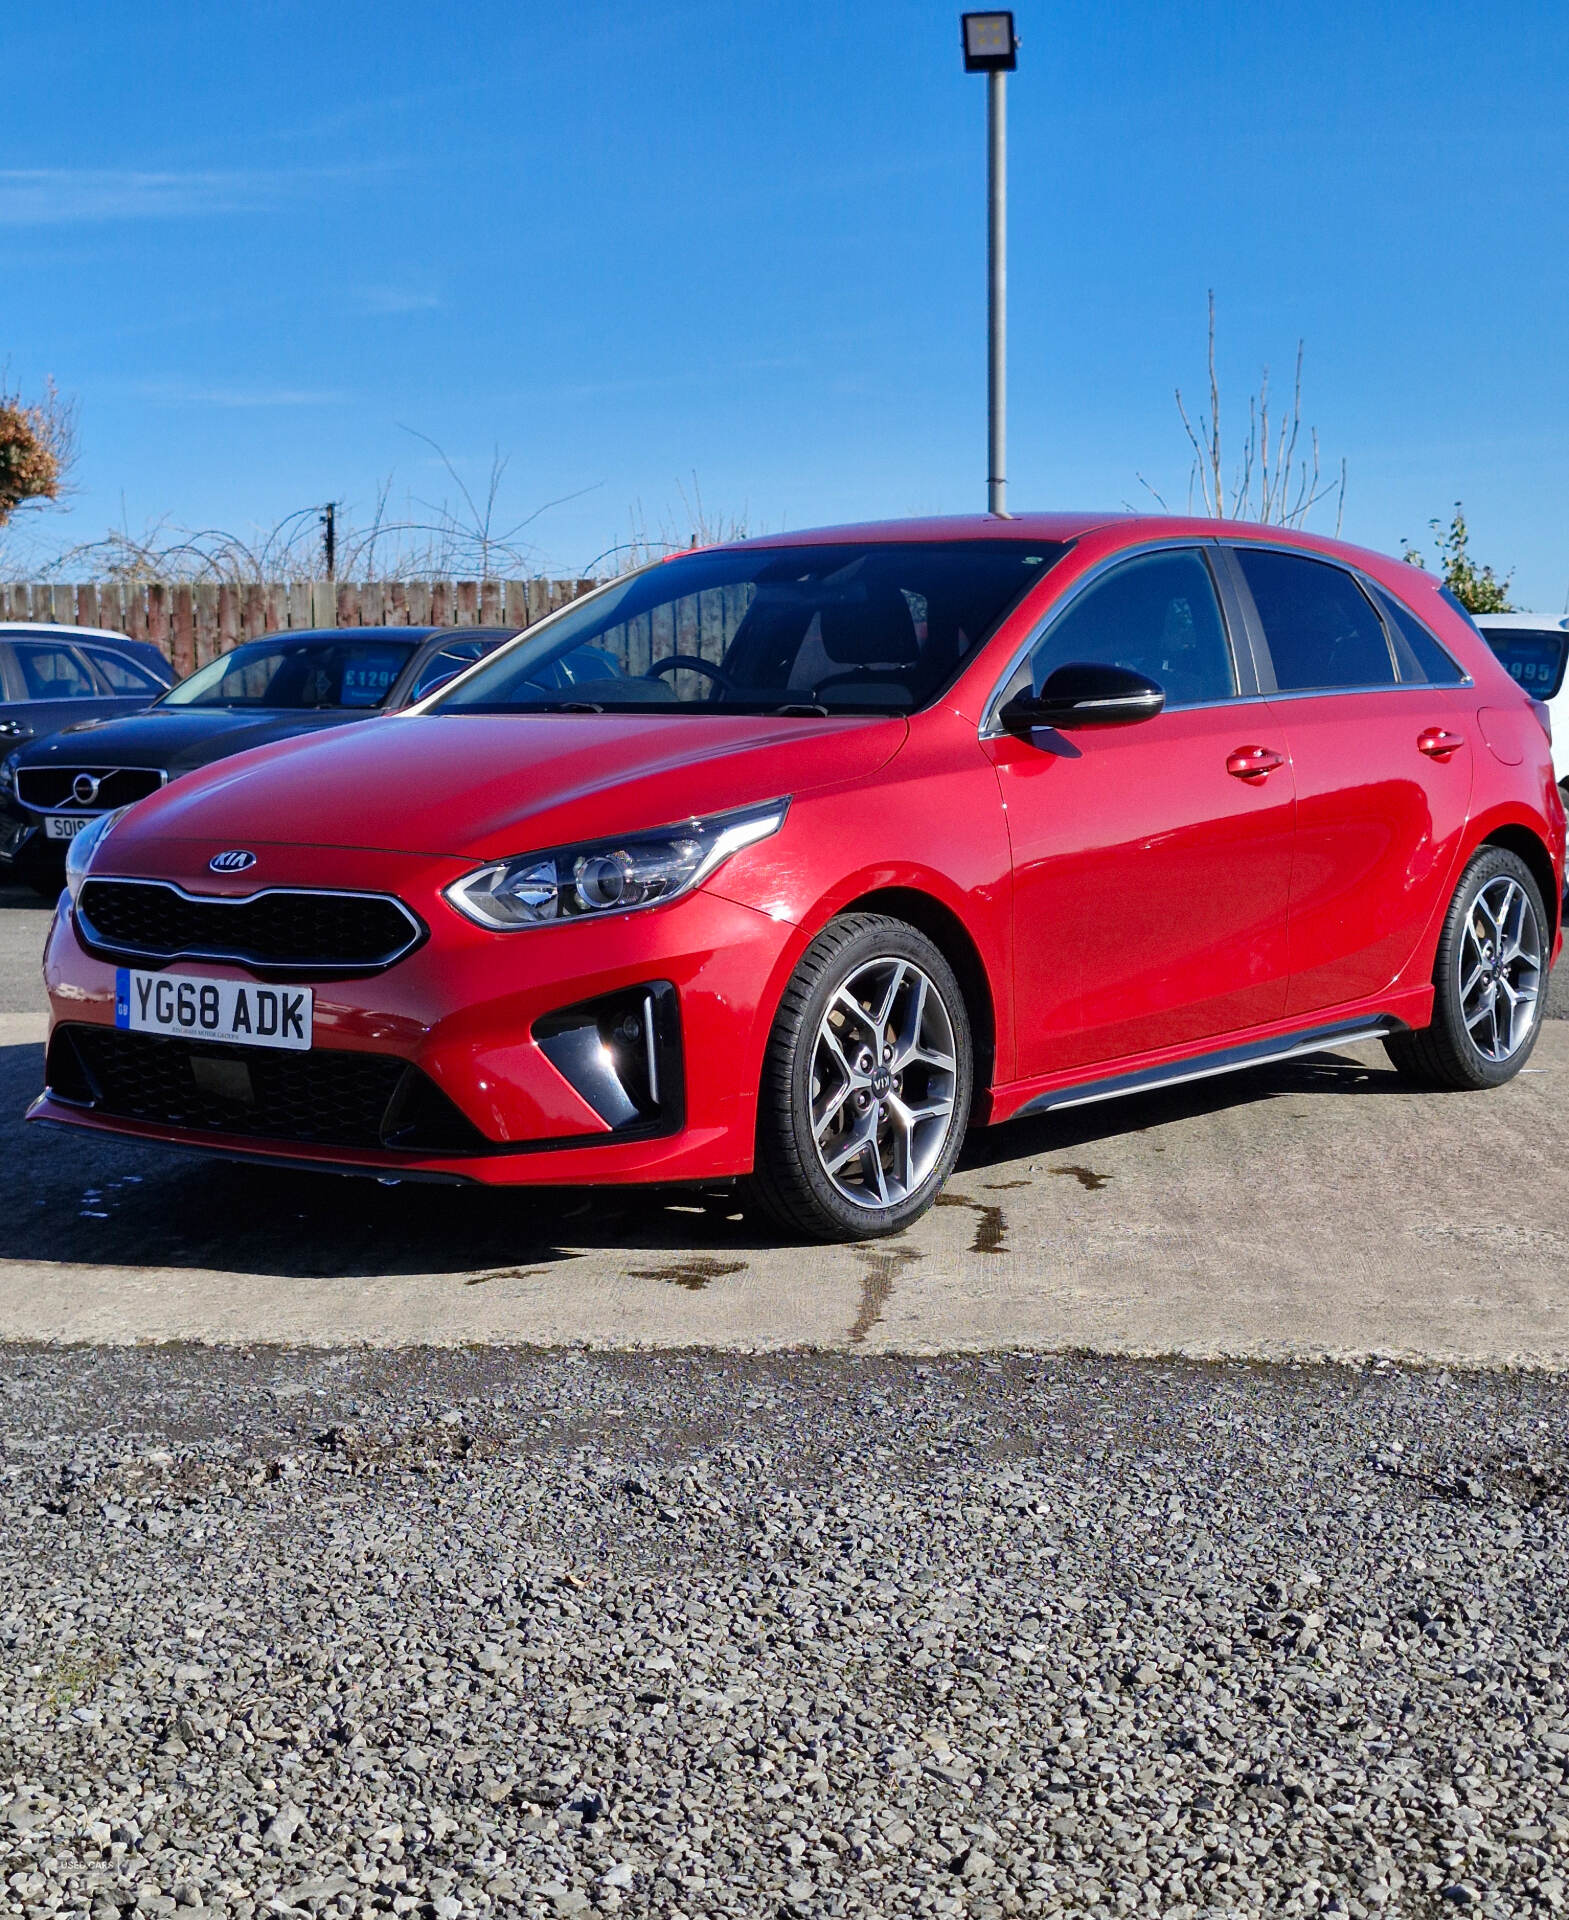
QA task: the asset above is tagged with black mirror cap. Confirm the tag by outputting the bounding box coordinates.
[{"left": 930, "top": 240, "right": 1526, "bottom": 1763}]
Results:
[{"left": 999, "top": 662, "right": 1166, "bottom": 736}]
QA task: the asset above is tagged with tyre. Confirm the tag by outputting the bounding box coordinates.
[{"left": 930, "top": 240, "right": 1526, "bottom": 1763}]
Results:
[
  {"left": 1385, "top": 846, "right": 1550, "bottom": 1090},
  {"left": 752, "top": 913, "right": 973, "bottom": 1241}
]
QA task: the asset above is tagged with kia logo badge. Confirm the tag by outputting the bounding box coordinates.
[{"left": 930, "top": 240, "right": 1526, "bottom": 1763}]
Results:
[
  {"left": 72, "top": 773, "right": 101, "bottom": 805},
  {"left": 209, "top": 849, "right": 257, "bottom": 874}
]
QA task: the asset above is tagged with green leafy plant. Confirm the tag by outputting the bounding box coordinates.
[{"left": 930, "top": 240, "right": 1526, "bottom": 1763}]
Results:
[{"left": 1402, "top": 504, "right": 1512, "bottom": 612}]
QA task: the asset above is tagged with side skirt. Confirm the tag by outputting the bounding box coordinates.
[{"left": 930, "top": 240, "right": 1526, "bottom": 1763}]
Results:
[{"left": 1014, "top": 1017, "right": 1403, "bottom": 1118}]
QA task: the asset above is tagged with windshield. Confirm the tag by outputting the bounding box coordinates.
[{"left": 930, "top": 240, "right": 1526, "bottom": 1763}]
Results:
[
  {"left": 433, "top": 541, "right": 1067, "bottom": 717},
  {"left": 161, "top": 639, "right": 419, "bottom": 710}
]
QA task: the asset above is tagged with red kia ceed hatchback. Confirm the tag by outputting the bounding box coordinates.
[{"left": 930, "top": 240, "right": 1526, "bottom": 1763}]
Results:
[{"left": 32, "top": 515, "right": 1565, "bottom": 1239}]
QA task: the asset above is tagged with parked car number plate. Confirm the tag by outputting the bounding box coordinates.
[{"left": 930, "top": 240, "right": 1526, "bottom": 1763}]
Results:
[
  {"left": 115, "top": 968, "right": 312, "bottom": 1050},
  {"left": 45, "top": 814, "right": 92, "bottom": 840}
]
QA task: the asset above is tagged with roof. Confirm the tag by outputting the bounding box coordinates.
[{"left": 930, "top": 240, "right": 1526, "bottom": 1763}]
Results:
[
  {"left": 718, "top": 513, "right": 1414, "bottom": 577},
  {"left": 726, "top": 513, "right": 1123, "bottom": 548},
  {"left": 0, "top": 622, "right": 138, "bottom": 644},
  {"left": 222, "top": 626, "right": 441, "bottom": 644}
]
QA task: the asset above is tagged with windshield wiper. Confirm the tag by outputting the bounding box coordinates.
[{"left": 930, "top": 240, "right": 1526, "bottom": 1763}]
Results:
[{"left": 772, "top": 701, "right": 830, "bottom": 717}]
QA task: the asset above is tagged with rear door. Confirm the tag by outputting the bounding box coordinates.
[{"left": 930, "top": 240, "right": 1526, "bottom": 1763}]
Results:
[
  {"left": 1225, "top": 545, "right": 1474, "bottom": 1018},
  {"left": 987, "top": 544, "right": 1297, "bottom": 1079}
]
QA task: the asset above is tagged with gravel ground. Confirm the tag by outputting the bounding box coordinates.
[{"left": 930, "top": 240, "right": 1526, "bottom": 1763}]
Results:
[{"left": 1, "top": 1350, "right": 1566, "bottom": 1919}]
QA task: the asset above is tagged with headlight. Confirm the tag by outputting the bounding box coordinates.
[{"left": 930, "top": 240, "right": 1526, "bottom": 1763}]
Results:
[
  {"left": 64, "top": 807, "right": 128, "bottom": 906},
  {"left": 0, "top": 751, "right": 19, "bottom": 800},
  {"left": 445, "top": 799, "right": 789, "bottom": 931}
]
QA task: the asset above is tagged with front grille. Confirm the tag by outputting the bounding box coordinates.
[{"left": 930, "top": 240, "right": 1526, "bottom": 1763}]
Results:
[
  {"left": 17, "top": 766, "right": 164, "bottom": 811},
  {"left": 47, "top": 1025, "right": 485, "bottom": 1154},
  {"left": 75, "top": 880, "right": 424, "bottom": 976}
]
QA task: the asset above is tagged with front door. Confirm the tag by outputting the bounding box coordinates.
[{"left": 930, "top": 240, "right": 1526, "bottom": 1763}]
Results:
[
  {"left": 1226, "top": 545, "right": 1476, "bottom": 1017},
  {"left": 987, "top": 546, "right": 1297, "bottom": 1083}
]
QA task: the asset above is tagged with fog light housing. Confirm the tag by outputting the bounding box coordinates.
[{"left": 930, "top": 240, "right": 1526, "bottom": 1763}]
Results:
[{"left": 533, "top": 982, "right": 683, "bottom": 1134}]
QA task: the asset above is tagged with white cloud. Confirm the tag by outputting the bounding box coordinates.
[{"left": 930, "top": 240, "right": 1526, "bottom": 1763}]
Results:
[
  {"left": 0, "top": 168, "right": 347, "bottom": 226},
  {"left": 128, "top": 378, "right": 349, "bottom": 409}
]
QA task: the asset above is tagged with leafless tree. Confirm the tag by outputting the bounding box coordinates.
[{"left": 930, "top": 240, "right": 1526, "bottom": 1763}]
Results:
[{"left": 1137, "top": 293, "right": 1347, "bottom": 532}]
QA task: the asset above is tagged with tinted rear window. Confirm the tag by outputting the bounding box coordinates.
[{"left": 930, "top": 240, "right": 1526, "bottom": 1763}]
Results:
[
  {"left": 1235, "top": 549, "right": 1396, "bottom": 693},
  {"left": 1370, "top": 590, "right": 1466, "bottom": 687},
  {"left": 1483, "top": 629, "right": 1569, "bottom": 699}
]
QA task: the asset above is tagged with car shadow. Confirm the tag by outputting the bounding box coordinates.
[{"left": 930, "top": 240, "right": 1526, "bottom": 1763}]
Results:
[
  {"left": 4, "top": 1037, "right": 1412, "bottom": 1281},
  {"left": 957, "top": 1047, "right": 1408, "bottom": 1171}
]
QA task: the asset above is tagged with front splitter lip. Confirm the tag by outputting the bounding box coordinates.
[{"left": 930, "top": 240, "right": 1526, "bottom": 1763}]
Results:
[{"left": 25, "top": 1090, "right": 744, "bottom": 1188}]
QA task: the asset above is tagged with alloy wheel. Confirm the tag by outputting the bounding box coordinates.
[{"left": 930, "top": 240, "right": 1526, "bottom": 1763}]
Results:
[
  {"left": 1459, "top": 874, "right": 1542, "bottom": 1063},
  {"left": 808, "top": 957, "right": 959, "bottom": 1210}
]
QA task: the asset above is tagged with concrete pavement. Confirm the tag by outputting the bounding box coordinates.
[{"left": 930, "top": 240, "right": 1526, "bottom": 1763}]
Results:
[{"left": 4, "top": 886, "right": 1567, "bottom": 1362}]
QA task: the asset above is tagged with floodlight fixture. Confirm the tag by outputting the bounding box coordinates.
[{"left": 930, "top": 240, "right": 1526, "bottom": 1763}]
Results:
[{"left": 961, "top": 11, "right": 1017, "bottom": 73}]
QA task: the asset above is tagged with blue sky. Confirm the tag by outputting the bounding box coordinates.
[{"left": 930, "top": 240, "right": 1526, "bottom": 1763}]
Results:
[{"left": 5, "top": 0, "right": 1569, "bottom": 607}]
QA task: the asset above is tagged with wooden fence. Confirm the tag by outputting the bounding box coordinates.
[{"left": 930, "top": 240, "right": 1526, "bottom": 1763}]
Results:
[{"left": 0, "top": 579, "right": 597, "bottom": 679}]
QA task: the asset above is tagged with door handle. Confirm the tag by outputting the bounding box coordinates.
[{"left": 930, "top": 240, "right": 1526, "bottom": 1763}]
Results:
[
  {"left": 1417, "top": 727, "right": 1465, "bottom": 761},
  {"left": 1226, "top": 746, "right": 1286, "bottom": 781}
]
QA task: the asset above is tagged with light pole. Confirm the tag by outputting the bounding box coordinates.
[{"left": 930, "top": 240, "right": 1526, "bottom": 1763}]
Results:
[{"left": 961, "top": 12, "right": 1018, "bottom": 517}]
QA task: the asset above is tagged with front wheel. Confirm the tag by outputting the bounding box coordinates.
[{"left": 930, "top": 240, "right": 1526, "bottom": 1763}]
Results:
[
  {"left": 751, "top": 914, "right": 972, "bottom": 1241},
  {"left": 1385, "top": 846, "right": 1549, "bottom": 1090}
]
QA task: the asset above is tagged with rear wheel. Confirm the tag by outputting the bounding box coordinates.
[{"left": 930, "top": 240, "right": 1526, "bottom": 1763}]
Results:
[
  {"left": 1385, "top": 846, "right": 1548, "bottom": 1090},
  {"left": 752, "top": 914, "right": 972, "bottom": 1241}
]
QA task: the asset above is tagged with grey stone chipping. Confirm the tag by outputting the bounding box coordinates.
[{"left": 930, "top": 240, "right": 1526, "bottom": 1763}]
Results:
[{"left": 0, "top": 1346, "right": 1565, "bottom": 1917}]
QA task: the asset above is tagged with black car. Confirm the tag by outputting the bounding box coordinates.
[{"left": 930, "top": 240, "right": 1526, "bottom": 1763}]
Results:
[
  {"left": 0, "top": 625, "right": 545, "bottom": 894},
  {"left": 0, "top": 623, "right": 174, "bottom": 750}
]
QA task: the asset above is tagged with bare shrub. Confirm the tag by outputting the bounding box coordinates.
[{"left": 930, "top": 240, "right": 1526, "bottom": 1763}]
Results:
[
  {"left": 49, "top": 435, "right": 599, "bottom": 585},
  {"left": 0, "top": 375, "right": 77, "bottom": 525}
]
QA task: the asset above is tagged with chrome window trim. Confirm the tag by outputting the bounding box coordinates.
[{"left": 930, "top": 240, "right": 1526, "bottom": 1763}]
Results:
[
  {"left": 1249, "top": 680, "right": 1475, "bottom": 707},
  {"left": 977, "top": 538, "right": 1253, "bottom": 739},
  {"left": 73, "top": 877, "right": 426, "bottom": 975},
  {"left": 1221, "top": 537, "right": 1475, "bottom": 696},
  {"left": 15, "top": 767, "right": 169, "bottom": 814}
]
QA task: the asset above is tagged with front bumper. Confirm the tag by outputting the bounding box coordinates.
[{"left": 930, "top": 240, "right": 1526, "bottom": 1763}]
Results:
[{"left": 29, "top": 846, "right": 799, "bottom": 1186}]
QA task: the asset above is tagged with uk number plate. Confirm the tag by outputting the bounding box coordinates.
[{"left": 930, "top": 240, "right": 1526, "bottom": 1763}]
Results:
[
  {"left": 45, "top": 814, "right": 91, "bottom": 840},
  {"left": 115, "top": 968, "right": 312, "bottom": 1050}
]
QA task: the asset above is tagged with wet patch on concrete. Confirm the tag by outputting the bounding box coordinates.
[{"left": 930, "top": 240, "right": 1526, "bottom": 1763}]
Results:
[
  {"left": 1051, "top": 1165, "right": 1113, "bottom": 1192},
  {"left": 628, "top": 1256, "right": 748, "bottom": 1293},
  {"left": 464, "top": 1267, "right": 552, "bottom": 1288},
  {"left": 936, "top": 1193, "right": 1008, "bottom": 1255},
  {"left": 847, "top": 1245, "right": 924, "bottom": 1346}
]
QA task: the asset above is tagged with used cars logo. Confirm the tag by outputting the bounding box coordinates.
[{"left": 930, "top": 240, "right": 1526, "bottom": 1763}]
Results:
[{"left": 209, "top": 849, "right": 258, "bottom": 874}]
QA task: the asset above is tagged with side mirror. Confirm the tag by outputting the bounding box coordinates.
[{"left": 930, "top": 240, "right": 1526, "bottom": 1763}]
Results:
[{"left": 998, "top": 661, "right": 1166, "bottom": 737}]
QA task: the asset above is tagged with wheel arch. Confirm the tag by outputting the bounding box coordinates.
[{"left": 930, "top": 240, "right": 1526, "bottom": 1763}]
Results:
[
  {"left": 834, "top": 884, "right": 999, "bottom": 1109},
  {"left": 1479, "top": 822, "right": 1561, "bottom": 945}
]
